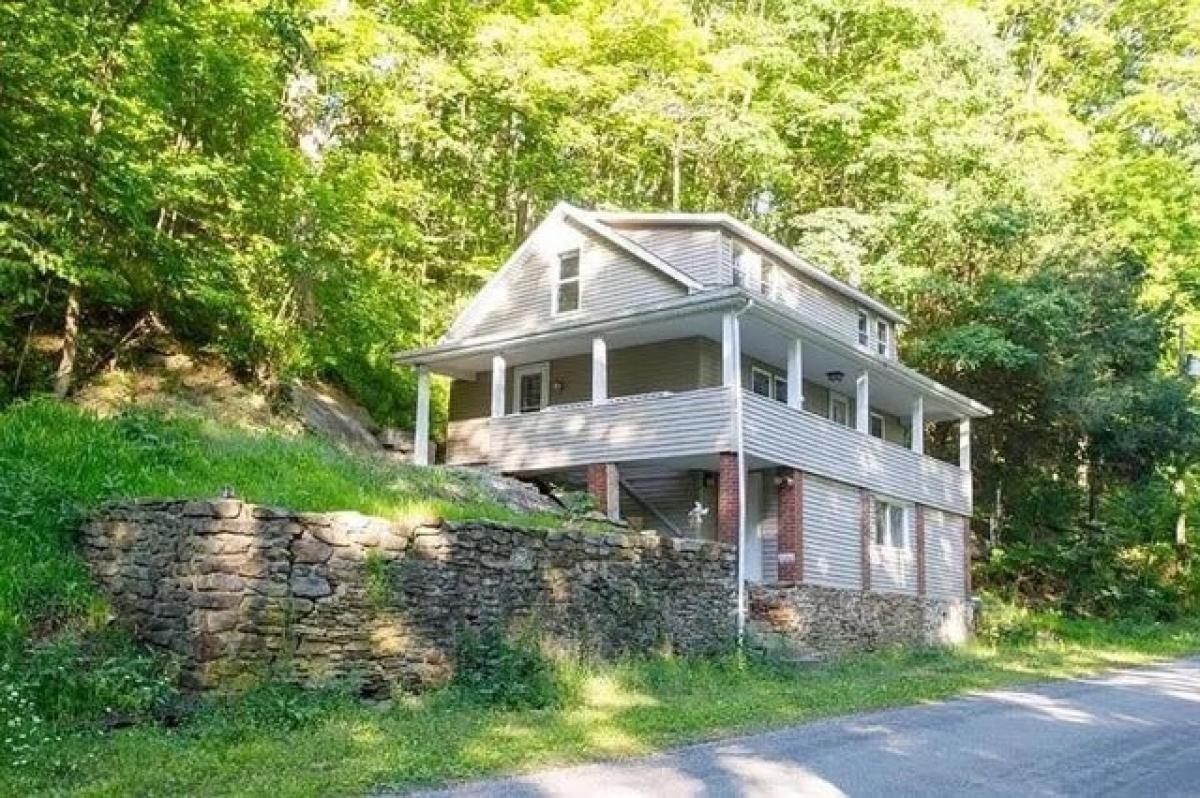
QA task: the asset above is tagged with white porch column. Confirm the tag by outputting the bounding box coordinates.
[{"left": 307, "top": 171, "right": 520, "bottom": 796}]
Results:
[
  {"left": 722, "top": 311, "right": 741, "bottom": 389},
  {"left": 911, "top": 396, "right": 925, "bottom": 455},
  {"left": 490, "top": 354, "right": 506, "bottom": 418},
  {"left": 959, "top": 416, "right": 972, "bottom": 470},
  {"left": 591, "top": 336, "right": 608, "bottom": 405},
  {"left": 855, "top": 370, "right": 870, "bottom": 434},
  {"left": 787, "top": 339, "right": 804, "bottom": 410},
  {"left": 414, "top": 366, "right": 430, "bottom": 466}
]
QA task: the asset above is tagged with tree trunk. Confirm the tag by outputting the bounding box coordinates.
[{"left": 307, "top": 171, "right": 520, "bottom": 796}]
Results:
[{"left": 53, "top": 284, "right": 82, "bottom": 398}]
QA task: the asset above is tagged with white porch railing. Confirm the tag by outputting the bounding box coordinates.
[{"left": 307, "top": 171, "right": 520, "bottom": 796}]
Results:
[
  {"left": 741, "top": 391, "right": 971, "bottom": 515},
  {"left": 488, "top": 387, "right": 734, "bottom": 472}
]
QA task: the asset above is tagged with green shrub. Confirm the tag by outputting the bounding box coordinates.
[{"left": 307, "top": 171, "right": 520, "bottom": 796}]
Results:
[{"left": 451, "top": 629, "right": 577, "bottom": 710}]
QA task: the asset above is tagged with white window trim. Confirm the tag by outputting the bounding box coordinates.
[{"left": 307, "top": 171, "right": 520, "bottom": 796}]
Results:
[
  {"left": 750, "top": 365, "right": 774, "bottom": 398},
  {"left": 551, "top": 249, "right": 581, "bottom": 315},
  {"left": 876, "top": 319, "right": 891, "bottom": 356},
  {"left": 869, "top": 412, "right": 886, "bottom": 439},
  {"left": 872, "top": 498, "right": 911, "bottom": 551},
  {"left": 512, "top": 362, "right": 550, "bottom": 414},
  {"left": 829, "top": 393, "right": 850, "bottom": 426},
  {"left": 857, "top": 310, "right": 870, "bottom": 347}
]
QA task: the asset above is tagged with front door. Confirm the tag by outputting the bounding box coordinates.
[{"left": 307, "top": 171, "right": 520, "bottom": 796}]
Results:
[{"left": 512, "top": 363, "right": 550, "bottom": 414}]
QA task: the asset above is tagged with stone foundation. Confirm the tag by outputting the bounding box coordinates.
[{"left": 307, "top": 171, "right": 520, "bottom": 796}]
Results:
[
  {"left": 747, "top": 583, "right": 973, "bottom": 660},
  {"left": 82, "top": 499, "right": 736, "bottom": 692}
]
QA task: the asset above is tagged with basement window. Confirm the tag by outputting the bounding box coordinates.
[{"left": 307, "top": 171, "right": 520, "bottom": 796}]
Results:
[
  {"left": 873, "top": 500, "right": 908, "bottom": 549},
  {"left": 554, "top": 250, "right": 580, "bottom": 314}
]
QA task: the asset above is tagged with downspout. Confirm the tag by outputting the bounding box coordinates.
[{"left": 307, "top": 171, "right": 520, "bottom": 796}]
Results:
[{"left": 732, "top": 298, "right": 754, "bottom": 646}]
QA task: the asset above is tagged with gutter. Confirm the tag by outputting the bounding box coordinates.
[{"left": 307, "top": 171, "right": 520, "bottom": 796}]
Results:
[{"left": 731, "top": 297, "right": 754, "bottom": 647}]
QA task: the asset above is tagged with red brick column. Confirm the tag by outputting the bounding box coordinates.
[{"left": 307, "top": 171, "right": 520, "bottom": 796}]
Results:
[
  {"left": 776, "top": 468, "right": 802, "bottom": 583},
  {"left": 915, "top": 505, "right": 927, "bottom": 598},
  {"left": 716, "top": 452, "right": 739, "bottom": 548},
  {"left": 859, "top": 489, "right": 872, "bottom": 592},
  {"left": 585, "top": 463, "right": 619, "bottom": 520}
]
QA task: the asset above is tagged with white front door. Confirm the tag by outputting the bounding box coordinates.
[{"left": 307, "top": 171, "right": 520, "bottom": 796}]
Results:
[
  {"left": 744, "top": 471, "right": 764, "bottom": 582},
  {"left": 512, "top": 363, "right": 550, "bottom": 414}
]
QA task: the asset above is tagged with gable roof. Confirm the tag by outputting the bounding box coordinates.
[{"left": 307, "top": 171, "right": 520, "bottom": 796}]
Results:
[
  {"left": 439, "top": 202, "right": 702, "bottom": 344},
  {"left": 592, "top": 210, "right": 907, "bottom": 325}
]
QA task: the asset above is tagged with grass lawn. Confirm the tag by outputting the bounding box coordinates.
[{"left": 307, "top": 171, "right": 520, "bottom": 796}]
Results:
[
  {"left": 9, "top": 615, "right": 1200, "bottom": 796},
  {"left": 0, "top": 398, "right": 572, "bottom": 646}
]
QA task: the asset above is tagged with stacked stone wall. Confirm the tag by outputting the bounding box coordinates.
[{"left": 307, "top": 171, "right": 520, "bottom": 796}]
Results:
[
  {"left": 747, "top": 583, "right": 973, "bottom": 661},
  {"left": 82, "top": 499, "right": 737, "bottom": 691}
]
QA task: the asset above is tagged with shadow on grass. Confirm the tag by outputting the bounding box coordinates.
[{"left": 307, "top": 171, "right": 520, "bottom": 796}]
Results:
[{"left": 18, "top": 627, "right": 1200, "bottom": 797}]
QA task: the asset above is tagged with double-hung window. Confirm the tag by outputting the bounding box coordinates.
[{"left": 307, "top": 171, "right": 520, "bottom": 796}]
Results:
[
  {"left": 857, "top": 311, "right": 870, "bottom": 347},
  {"left": 751, "top": 366, "right": 790, "bottom": 405},
  {"left": 876, "top": 319, "right": 891, "bottom": 357},
  {"left": 553, "top": 250, "right": 580, "bottom": 314},
  {"left": 869, "top": 412, "right": 885, "bottom": 439},
  {"left": 873, "top": 500, "right": 908, "bottom": 549}
]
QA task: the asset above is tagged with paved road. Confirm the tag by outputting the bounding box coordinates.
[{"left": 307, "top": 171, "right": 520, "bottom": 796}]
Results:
[{"left": 406, "top": 657, "right": 1200, "bottom": 797}]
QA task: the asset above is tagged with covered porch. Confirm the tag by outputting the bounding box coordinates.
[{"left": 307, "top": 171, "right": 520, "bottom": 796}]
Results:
[{"left": 401, "top": 291, "right": 986, "bottom": 503}]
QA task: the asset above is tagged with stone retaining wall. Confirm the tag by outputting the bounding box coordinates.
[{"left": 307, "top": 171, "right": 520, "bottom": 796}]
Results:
[
  {"left": 747, "top": 583, "right": 972, "bottom": 661},
  {"left": 82, "top": 500, "right": 737, "bottom": 692}
]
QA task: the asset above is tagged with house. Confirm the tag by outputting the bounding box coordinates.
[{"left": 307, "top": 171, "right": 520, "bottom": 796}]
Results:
[{"left": 395, "top": 202, "right": 990, "bottom": 646}]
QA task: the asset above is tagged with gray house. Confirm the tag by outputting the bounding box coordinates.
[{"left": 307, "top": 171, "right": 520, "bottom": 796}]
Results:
[{"left": 396, "top": 202, "right": 989, "bottom": 645}]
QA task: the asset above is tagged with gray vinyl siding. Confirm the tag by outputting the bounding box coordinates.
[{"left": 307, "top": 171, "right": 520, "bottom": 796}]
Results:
[
  {"left": 925, "top": 507, "right": 967, "bottom": 599},
  {"left": 445, "top": 419, "right": 489, "bottom": 465},
  {"left": 697, "top": 340, "right": 907, "bottom": 445},
  {"left": 719, "top": 233, "right": 867, "bottom": 347},
  {"left": 619, "top": 465, "right": 703, "bottom": 538},
  {"left": 759, "top": 475, "right": 779, "bottom": 583},
  {"left": 446, "top": 217, "right": 686, "bottom": 342},
  {"left": 448, "top": 337, "right": 712, "bottom": 422},
  {"left": 869, "top": 498, "right": 919, "bottom": 596},
  {"left": 489, "top": 388, "right": 734, "bottom": 472},
  {"left": 619, "top": 227, "right": 724, "bottom": 285},
  {"left": 742, "top": 391, "right": 971, "bottom": 515},
  {"left": 802, "top": 474, "right": 862, "bottom": 589}
]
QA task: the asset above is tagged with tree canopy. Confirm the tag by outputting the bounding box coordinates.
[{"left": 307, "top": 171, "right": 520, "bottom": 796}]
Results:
[{"left": 3, "top": 0, "right": 1199, "bottom": 615}]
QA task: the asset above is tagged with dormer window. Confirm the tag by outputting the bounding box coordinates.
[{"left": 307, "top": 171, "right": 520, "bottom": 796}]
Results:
[
  {"left": 554, "top": 250, "right": 580, "bottom": 313},
  {"left": 857, "top": 311, "right": 869, "bottom": 346}
]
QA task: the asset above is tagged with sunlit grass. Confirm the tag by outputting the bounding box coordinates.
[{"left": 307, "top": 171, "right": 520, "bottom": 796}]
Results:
[
  {"left": 0, "top": 398, "right": 570, "bottom": 646},
  {"left": 10, "top": 617, "right": 1200, "bottom": 797}
]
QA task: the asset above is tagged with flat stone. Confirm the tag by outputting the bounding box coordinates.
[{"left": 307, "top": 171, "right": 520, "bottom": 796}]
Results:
[
  {"left": 290, "top": 575, "right": 332, "bottom": 598},
  {"left": 182, "top": 501, "right": 216, "bottom": 518},
  {"left": 292, "top": 536, "right": 333, "bottom": 564}
]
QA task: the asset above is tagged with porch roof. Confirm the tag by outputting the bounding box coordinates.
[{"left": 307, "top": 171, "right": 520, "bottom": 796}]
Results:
[{"left": 394, "top": 287, "right": 991, "bottom": 420}]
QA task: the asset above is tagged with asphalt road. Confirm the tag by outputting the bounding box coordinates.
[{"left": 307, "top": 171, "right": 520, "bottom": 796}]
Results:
[{"left": 405, "top": 656, "right": 1200, "bottom": 797}]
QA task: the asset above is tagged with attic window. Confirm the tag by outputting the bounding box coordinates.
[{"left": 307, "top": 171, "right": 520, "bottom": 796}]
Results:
[{"left": 554, "top": 250, "right": 580, "bottom": 314}]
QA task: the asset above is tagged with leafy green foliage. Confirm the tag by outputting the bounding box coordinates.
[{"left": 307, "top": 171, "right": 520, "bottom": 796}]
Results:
[
  {"left": 6, "top": 611, "right": 1200, "bottom": 796},
  {"left": 451, "top": 630, "right": 578, "bottom": 710}
]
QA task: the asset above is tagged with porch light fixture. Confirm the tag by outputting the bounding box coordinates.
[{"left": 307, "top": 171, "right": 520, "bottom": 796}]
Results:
[{"left": 825, "top": 370, "right": 845, "bottom": 384}]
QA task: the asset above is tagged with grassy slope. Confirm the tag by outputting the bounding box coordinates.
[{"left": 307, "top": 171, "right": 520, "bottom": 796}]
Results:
[
  {"left": 12, "top": 616, "right": 1200, "bottom": 796},
  {"left": 0, "top": 398, "right": 565, "bottom": 646}
]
